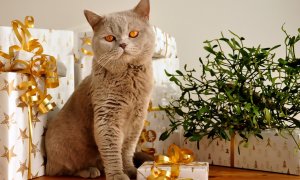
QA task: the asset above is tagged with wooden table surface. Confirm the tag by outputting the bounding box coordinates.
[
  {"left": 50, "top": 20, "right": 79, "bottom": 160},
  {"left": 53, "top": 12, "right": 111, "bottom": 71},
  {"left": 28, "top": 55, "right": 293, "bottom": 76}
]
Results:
[{"left": 37, "top": 165, "right": 300, "bottom": 180}]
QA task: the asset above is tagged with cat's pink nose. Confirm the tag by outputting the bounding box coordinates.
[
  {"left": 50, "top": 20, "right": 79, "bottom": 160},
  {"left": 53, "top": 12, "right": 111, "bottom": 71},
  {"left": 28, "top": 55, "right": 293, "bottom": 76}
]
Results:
[{"left": 119, "top": 43, "right": 127, "bottom": 49}]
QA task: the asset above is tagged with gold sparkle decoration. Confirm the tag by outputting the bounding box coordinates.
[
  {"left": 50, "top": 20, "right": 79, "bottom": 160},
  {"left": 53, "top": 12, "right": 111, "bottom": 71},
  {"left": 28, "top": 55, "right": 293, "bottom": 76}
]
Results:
[
  {"left": 61, "top": 100, "right": 64, "bottom": 104},
  {"left": 0, "top": 112, "right": 16, "bottom": 129},
  {"left": 31, "top": 141, "right": 40, "bottom": 158},
  {"left": 1, "top": 145, "right": 17, "bottom": 162},
  {"left": 17, "top": 160, "right": 28, "bottom": 177},
  {"left": 31, "top": 112, "right": 41, "bottom": 127},
  {"left": 18, "top": 128, "right": 29, "bottom": 143},
  {"left": 80, "top": 32, "right": 91, "bottom": 46},
  {"left": 0, "top": 79, "right": 15, "bottom": 95},
  {"left": 17, "top": 102, "right": 27, "bottom": 112},
  {"left": 57, "top": 93, "right": 61, "bottom": 100},
  {"left": 80, "top": 64, "right": 84, "bottom": 68}
]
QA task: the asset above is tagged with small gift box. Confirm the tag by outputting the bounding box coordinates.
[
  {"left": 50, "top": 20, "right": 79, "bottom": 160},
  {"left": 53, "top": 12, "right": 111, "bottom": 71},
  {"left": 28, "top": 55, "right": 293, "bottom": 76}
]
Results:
[
  {"left": 137, "top": 161, "right": 209, "bottom": 180},
  {"left": 137, "top": 144, "right": 209, "bottom": 180}
]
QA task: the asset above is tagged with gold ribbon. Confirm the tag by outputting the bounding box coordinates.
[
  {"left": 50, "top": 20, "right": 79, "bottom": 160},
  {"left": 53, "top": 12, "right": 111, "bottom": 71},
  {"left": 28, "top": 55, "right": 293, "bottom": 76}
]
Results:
[
  {"left": 147, "top": 144, "right": 194, "bottom": 180},
  {"left": 0, "top": 16, "right": 58, "bottom": 179}
]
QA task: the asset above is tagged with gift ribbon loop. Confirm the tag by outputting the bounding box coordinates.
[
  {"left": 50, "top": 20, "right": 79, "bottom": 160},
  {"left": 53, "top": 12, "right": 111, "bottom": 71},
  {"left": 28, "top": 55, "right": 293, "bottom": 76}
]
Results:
[{"left": 148, "top": 144, "right": 194, "bottom": 180}]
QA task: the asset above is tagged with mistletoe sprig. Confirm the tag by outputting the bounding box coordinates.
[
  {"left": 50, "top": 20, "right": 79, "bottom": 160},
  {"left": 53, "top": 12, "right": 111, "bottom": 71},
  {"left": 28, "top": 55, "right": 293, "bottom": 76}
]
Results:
[{"left": 160, "top": 28, "right": 300, "bottom": 148}]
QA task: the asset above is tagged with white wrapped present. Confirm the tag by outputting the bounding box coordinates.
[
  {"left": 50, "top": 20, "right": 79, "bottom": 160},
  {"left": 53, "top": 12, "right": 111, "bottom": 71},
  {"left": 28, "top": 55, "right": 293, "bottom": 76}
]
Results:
[
  {"left": 153, "top": 26, "right": 177, "bottom": 59},
  {"left": 0, "top": 72, "right": 47, "bottom": 179},
  {"left": 183, "top": 129, "right": 300, "bottom": 175},
  {"left": 137, "top": 161, "right": 209, "bottom": 180}
]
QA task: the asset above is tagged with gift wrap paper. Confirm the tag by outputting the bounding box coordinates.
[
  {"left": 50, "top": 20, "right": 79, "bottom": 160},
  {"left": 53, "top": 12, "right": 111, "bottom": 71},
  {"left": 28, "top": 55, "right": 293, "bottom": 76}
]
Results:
[
  {"left": 0, "top": 26, "right": 75, "bottom": 92},
  {"left": 0, "top": 25, "right": 75, "bottom": 119},
  {"left": 151, "top": 58, "right": 180, "bottom": 107},
  {"left": 74, "top": 32, "right": 93, "bottom": 87},
  {"left": 138, "top": 111, "right": 182, "bottom": 155},
  {"left": 0, "top": 72, "right": 46, "bottom": 179},
  {"left": 137, "top": 161, "right": 209, "bottom": 180},
  {"left": 183, "top": 129, "right": 300, "bottom": 175},
  {"left": 47, "top": 77, "right": 75, "bottom": 120},
  {"left": 152, "top": 26, "right": 177, "bottom": 59}
]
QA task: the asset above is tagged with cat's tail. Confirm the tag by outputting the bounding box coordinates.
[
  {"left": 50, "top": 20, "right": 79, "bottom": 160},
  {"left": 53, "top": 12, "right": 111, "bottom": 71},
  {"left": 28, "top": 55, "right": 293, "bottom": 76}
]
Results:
[{"left": 133, "top": 152, "right": 154, "bottom": 168}]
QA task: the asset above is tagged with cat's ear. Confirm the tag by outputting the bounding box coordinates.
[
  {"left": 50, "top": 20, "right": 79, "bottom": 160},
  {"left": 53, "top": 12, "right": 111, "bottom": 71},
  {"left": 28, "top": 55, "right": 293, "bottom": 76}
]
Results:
[
  {"left": 133, "top": 0, "right": 150, "bottom": 20},
  {"left": 84, "top": 10, "right": 102, "bottom": 29}
]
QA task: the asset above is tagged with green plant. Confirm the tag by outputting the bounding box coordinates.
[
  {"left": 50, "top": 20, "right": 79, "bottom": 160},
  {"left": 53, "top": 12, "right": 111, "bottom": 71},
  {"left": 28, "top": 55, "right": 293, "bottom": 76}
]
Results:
[{"left": 160, "top": 28, "right": 300, "bottom": 148}]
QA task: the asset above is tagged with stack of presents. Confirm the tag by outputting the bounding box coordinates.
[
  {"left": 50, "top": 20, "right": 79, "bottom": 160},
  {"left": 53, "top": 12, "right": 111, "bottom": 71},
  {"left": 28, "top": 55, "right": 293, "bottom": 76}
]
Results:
[{"left": 0, "top": 17, "right": 299, "bottom": 180}]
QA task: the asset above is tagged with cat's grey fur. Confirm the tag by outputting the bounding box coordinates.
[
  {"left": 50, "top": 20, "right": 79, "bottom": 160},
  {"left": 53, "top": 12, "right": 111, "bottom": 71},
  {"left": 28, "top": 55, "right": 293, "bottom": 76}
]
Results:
[{"left": 45, "top": 0, "right": 155, "bottom": 179}]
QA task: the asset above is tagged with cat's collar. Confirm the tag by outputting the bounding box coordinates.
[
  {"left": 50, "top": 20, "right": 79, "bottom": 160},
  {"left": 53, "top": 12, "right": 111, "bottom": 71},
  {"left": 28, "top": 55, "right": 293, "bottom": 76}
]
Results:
[{"left": 128, "top": 64, "right": 145, "bottom": 71}]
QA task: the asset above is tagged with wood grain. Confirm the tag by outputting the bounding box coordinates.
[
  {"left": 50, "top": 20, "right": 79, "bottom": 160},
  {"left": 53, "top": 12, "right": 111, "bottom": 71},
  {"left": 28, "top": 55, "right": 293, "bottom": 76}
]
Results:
[{"left": 36, "top": 165, "right": 300, "bottom": 180}]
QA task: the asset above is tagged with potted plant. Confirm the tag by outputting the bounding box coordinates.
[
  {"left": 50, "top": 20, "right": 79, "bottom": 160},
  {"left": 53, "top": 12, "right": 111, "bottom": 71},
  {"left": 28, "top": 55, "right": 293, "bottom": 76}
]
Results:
[{"left": 160, "top": 28, "right": 300, "bottom": 149}]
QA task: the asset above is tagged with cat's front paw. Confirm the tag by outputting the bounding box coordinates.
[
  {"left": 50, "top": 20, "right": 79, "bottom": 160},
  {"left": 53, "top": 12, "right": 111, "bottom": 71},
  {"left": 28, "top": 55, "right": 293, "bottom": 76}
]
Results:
[
  {"left": 75, "top": 167, "right": 101, "bottom": 178},
  {"left": 124, "top": 166, "right": 137, "bottom": 179},
  {"left": 107, "top": 173, "right": 130, "bottom": 180}
]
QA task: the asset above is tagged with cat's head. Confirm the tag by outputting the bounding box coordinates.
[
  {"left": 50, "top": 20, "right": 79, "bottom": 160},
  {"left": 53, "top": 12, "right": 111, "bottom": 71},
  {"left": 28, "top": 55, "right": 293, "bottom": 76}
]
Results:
[{"left": 84, "top": 0, "right": 155, "bottom": 73}]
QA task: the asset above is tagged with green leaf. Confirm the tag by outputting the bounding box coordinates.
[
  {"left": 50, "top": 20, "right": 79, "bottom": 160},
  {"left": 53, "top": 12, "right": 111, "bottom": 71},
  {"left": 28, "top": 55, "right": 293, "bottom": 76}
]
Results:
[
  {"left": 204, "top": 46, "right": 216, "bottom": 54},
  {"left": 176, "top": 70, "right": 183, "bottom": 76},
  {"left": 159, "top": 131, "right": 170, "bottom": 141}
]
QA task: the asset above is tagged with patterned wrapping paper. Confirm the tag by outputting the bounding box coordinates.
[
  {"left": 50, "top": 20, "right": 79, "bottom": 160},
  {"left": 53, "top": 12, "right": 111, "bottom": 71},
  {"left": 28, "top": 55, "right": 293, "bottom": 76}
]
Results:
[
  {"left": 47, "top": 77, "right": 75, "bottom": 121},
  {"left": 152, "top": 26, "right": 177, "bottom": 59},
  {"left": 151, "top": 58, "right": 180, "bottom": 107},
  {"left": 137, "top": 161, "right": 209, "bottom": 180},
  {"left": 0, "top": 26, "right": 75, "bottom": 90},
  {"left": 74, "top": 32, "right": 93, "bottom": 87},
  {"left": 183, "top": 129, "right": 300, "bottom": 175},
  {"left": 0, "top": 73, "right": 47, "bottom": 179},
  {"left": 137, "top": 111, "right": 182, "bottom": 155}
]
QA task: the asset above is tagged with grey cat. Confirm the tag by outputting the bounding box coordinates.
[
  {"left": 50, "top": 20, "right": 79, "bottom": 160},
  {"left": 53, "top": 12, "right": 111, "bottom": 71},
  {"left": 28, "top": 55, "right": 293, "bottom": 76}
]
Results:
[{"left": 45, "top": 0, "right": 155, "bottom": 179}]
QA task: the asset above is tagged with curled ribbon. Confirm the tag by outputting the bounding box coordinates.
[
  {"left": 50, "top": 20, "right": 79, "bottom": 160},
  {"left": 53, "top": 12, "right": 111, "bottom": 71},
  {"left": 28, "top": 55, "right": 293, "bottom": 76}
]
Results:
[
  {"left": 147, "top": 144, "right": 194, "bottom": 180},
  {"left": 0, "top": 16, "right": 58, "bottom": 179}
]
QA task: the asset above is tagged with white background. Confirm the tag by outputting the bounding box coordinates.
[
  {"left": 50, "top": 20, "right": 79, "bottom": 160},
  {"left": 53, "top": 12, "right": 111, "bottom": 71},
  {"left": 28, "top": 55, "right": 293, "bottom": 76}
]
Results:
[{"left": 1, "top": 0, "right": 299, "bottom": 70}]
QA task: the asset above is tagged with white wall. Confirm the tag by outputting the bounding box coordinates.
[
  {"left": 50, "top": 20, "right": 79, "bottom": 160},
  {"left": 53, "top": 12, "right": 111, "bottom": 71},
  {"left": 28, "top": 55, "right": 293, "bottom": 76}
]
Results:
[{"left": 1, "top": 0, "right": 299, "bottom": 70}]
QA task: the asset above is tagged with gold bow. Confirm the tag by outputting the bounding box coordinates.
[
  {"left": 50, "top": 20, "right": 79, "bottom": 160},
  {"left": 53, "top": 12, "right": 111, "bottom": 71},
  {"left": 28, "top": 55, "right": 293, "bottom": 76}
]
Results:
[
  {"left": 147, "top": 144, "right": 194, "bottom": 180},
  {"left": 0, "top": 16, "right": 58, "bottom": 179}
]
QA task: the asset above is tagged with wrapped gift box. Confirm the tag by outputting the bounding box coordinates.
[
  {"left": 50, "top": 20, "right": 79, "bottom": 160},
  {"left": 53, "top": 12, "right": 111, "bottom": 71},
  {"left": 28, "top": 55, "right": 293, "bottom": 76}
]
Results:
[
  {"left": 153, "top": 26, "right": 177, "bottom": 59},
  {"left": 0, "top": 26, "right": 75, "bottom": 91},
  {"left": 137, "top": 111, "right": 182, "bottom": 156},
  {"left": 137, "top": 161, "right": 209, "bottom": 180},
  {"left": 47, "top": 76, "right": 75, "bottom": 120},
  {"left": 0, "top": 20, "right": 74, "bottom": 179},
  {"left": 183, "top": 129, "right": 300, "bottom": 175},
  {"left": 74, "top": 32, "right": 93, "bottom": 87},
  {"left": 0, "top": 72, "right": 47, "bottom": 179}
]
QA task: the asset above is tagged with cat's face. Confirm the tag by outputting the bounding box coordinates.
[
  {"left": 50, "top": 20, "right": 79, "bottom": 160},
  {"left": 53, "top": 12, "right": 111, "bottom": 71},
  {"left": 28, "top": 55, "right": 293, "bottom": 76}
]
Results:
[{"left": 84, "top": 0, "right": 154, "bottom": 72}]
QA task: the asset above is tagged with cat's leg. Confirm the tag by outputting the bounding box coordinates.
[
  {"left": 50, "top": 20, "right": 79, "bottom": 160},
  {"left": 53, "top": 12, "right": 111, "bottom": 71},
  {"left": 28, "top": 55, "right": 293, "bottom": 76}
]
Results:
[
  {"left": 94, "top": 112, "right": 130, "bottom": 180},
  {"left": 122, "top": 115, "right": 145, "bottom": 178}
]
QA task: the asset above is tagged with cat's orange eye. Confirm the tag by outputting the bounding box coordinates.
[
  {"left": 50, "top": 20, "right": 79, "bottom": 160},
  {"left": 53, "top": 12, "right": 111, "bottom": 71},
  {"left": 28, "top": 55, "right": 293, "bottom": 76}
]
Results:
[
  {"left": 104, "top": 35, "right": 115, "bottom": 42},
  {"left": 129, "top": 31, "right": 139, "bottom": 38}
]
